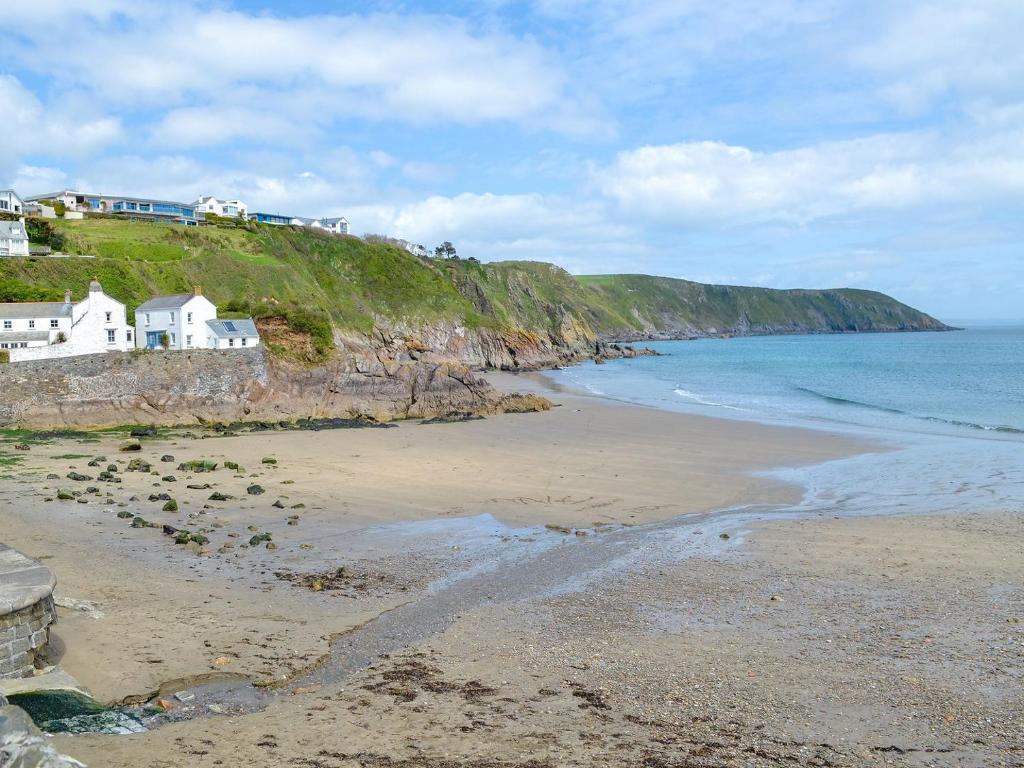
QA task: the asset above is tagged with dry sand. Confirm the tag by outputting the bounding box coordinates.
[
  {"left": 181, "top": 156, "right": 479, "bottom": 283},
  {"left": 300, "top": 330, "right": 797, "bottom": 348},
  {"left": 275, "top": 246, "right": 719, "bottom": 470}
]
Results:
[{"left": 0, "top": 374, "right": 1020, "bottom": 766}]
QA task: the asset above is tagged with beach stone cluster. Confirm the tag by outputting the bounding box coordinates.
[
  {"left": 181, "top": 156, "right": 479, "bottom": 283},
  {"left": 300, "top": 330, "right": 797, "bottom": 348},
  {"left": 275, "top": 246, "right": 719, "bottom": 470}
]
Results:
[{"left": 0, "top": 545, "right": 57, "bottom": 679}]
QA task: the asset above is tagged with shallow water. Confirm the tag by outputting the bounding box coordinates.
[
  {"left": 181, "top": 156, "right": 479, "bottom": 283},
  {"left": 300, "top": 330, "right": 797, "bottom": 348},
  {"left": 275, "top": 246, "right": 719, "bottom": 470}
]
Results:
[{"left": 552, "top": 328, "right": 1024, "bottom": 518}]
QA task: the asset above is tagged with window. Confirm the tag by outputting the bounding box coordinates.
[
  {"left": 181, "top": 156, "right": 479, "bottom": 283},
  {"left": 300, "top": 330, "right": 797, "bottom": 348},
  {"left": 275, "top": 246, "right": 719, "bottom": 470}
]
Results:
[
  {"left": 50, "top": 319, "right": 59, "bottom": 329},
  {"left": 107, "top": 329, "right": 116, "bottom": 344},
  {"left": 228, "top": 338, "right": 235, "bottom": 347},
  {"left": 105, "top": 311, "right": 112, "bottom": 323},
  {"left": 170, "top": 312, "right": 175, "bottom": 324},
  {"left": 145, "top": 313, "right": 151, "bottom": 326},
  {"left": 187, "top": 312, "right": 193, "bottom": 324},
  {"left": 127, "top": 330, "right": 133, "bottom": 342},
  {"left": 186, "top": 335, "right": 192, "bottom": 348},
  {"left": 241, "top": 338, "right": 247, "bottom": 347},
  {"left": 28, "top": 320, "right": 34, "bottom": 329},
  {"left": 170, "top": 333, "right": 176, "bottom": 346},
  {"left": 2, "top": 320, "right": 10, "bottom": 330}
]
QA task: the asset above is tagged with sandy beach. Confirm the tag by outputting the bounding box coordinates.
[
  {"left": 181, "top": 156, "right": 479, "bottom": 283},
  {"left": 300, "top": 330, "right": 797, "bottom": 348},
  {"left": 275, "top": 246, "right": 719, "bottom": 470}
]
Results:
[{"left": 0, "top": 375, "right": 1020, "bottom": 766}]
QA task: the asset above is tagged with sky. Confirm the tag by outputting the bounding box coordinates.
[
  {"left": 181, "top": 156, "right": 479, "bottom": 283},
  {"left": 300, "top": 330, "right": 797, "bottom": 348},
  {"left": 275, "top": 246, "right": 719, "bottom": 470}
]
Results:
[{"left": 2, "top": 1, "right": 1022, "bottom": 321}]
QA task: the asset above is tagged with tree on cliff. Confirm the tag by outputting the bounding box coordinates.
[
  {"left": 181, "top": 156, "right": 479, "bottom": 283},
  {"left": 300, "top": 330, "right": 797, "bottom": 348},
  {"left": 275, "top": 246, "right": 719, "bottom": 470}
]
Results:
[{"left": 434, "top": 241, "right": 458, "bottom": 259}]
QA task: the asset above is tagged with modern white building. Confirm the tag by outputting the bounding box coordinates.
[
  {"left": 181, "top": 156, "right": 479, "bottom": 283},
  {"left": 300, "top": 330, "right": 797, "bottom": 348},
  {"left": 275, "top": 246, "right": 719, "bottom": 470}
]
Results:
[
  {"left": 292, "top": 216, "right": 325, "bottom": 230},
  {"left": 0, "top": 219, "right": 30, "bottom": 257},
  {"left": 134, "top": 292, "right": 218, "bottom": 350},
  {"left": 206, "top": 318, "right": 260, "bottom": 349},
  {"left": 0, "top": 280, "right": 134, "bottom": 362},
  {"left": 25, "top": 190, "right": 199, "bottom": 225},
  {"left": 194, "top": 196, "right": 248, "bottom": 219},
  {"left": 0, "top": 190, "right": 24, "bottom": 216},
  {"left": 134, "top": 291, "right": 259, "bottom": 350},
  {"left": 320, "top": 217, "right": 349, "bottom": 236}
]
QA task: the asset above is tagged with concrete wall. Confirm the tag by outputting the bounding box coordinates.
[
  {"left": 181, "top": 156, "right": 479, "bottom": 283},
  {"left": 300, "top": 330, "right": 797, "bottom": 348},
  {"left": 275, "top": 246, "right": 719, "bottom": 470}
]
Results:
[
  {"left": 0, "top": 347, "right": 269, "bottom": 427},
  {"left": 0, "top": 546, "right": 57, "bottom": 680}
]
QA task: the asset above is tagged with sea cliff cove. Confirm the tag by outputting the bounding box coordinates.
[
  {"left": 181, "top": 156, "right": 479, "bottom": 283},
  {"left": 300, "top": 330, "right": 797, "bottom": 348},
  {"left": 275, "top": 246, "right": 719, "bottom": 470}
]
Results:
[{"left": 2, "top": 4, "right": 1023, "bottom": 767}]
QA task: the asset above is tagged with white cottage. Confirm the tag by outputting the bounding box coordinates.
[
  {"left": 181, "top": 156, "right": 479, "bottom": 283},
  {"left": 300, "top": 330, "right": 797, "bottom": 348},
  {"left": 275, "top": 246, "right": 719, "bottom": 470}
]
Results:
[
  {"left": 0, "top": 190, "right": 25, "bottom": 216},
  {"left": 206, "top": 318, "right": 260, "bottom": 349},
  {"left": 134, "top": 291, "right": 260, "bottom": 350},
  {"left": 0, "top": 219, "right": 30, "bottom": 257},
  {"left": 134, "top": 292, "right": 218, "bottom": 350},
  {"left": 0, "top": 280, "right": 134, "bottom": 361},
  {"left": 320, "top": 217, "right": 349, "bottom": 236}
]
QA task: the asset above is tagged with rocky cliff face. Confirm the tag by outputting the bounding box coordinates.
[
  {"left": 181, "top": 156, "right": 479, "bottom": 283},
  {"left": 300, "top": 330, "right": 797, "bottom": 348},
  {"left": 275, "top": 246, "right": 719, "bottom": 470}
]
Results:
[
  {"left": 368, "top": 313, "right": 598, "bottom": 371},
  {"left": 0, "top": 347, "right": 525, "bottom": 430}
]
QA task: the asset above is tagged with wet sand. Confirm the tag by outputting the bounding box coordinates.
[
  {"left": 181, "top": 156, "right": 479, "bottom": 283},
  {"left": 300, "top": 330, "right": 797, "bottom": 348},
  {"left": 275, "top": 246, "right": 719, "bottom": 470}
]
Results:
[{"left": 0, "top": 376, "right": 1020, "bottom": 766}]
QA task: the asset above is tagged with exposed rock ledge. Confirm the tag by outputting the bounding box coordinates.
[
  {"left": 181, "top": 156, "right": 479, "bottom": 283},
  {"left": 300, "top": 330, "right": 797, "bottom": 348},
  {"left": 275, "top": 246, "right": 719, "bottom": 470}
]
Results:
[{"left": 0, "top": 346, "right": 551, "bottom": 430}]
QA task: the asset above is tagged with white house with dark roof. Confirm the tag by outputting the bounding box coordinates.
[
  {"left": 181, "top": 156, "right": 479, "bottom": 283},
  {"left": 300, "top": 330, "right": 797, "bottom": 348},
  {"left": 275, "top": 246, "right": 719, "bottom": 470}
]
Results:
[
  {"left": 206, "top": 317, "right": 260, "bottom": 349},
  {"left": 134, "top": 291, "right": 217, "bottom": 350},
  {"left": 0, "top": 219, "right": 30, "bottom": 257},
  {"left": 134, "top": 290, "right": 259, "bottom": 350},
  {"left": 0, "top": 280, "right": 134, "bottom": 361},
  {"left": 320, "top": 217, "right": 349, "bottom": 236},
  {"left": 0, "top": 190, "right": 24, "bottom": 216}
]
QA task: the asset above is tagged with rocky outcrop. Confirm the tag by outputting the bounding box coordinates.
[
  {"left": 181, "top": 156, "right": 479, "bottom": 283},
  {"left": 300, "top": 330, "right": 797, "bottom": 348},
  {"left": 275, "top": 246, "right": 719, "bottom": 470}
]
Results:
[
  {"left": 367, "top": 314, "right": 599, "bottom": 371},
  {"left": 0, "top": 346, "right": 527, "bottom": 430}
]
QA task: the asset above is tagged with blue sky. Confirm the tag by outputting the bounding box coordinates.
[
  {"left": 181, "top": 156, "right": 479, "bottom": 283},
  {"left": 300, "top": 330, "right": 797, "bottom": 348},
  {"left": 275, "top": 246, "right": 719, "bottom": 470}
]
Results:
[{"left": 2, "top": 1, "right": 1022, "bottom": 321}]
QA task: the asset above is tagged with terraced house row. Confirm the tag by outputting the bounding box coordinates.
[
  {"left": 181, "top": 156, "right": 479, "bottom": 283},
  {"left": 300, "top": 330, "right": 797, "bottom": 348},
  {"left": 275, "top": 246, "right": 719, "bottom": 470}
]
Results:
[{"left": 0, "top": 282, "right": 259, "bottom": 363}]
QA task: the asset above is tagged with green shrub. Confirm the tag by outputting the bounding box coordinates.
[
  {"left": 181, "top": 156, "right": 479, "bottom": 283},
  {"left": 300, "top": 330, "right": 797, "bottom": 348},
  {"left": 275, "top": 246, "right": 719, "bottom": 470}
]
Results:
[{"left": 0, "top": 350, "right": 9, "bottom": 364}]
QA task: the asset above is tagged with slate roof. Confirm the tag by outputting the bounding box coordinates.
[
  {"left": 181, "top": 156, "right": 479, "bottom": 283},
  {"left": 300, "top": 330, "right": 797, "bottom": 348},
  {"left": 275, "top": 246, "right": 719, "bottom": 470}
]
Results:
[
  {"left": 136, "top": 294, "right": 199, "bottom": 311},
  {"left": 0, "top": 302, "right": 72, "bottom": 319},
  {"left": 321, "top": 217, "right": 348, "bottom": 225},
  {"left": 0, "top": 221, "right": 28, "bottom": 239},
  {"left": 0, "top": 330, "right": 51, "bottom": 342},
  {"left": 206, "top": 318, "right": 258, "bottom": 338}
]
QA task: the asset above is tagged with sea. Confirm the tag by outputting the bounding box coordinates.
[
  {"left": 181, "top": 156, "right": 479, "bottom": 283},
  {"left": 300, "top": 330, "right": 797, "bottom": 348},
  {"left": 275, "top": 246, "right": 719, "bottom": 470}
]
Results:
[{"left": 549, "top": 326, "right": 1024, "bottom": 518}]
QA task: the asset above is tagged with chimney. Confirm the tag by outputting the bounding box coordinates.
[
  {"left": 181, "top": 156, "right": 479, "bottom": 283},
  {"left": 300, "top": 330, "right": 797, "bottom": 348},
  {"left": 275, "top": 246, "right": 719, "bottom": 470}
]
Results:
[
  {"left": 89, "top": 277, "right": 102, "bottom": 293},
  {"left": 194, "top": 285, "right": 202, "bottom": 296},
  {"left": 64, "top": 289, "right": 72, "bottom": 305}
]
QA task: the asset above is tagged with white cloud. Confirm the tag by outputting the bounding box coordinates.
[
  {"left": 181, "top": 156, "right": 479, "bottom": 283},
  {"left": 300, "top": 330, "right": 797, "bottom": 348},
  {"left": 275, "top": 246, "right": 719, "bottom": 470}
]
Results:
[
  {"left": 153, "top": 107, "right": 320, "bottom": 148},
  {"left": 346, "top": 191, "right": 641, "bottom": 267},
  {"left": 595, "top": 125, "right": 1024, "bottom": 223},
  {"left": 2, "top": 6, "right": 601, "bottom": 135},
  {"left": 0, "top": 75, "right": 122, "bottom": 180},
  {"left": 849, "top": 1, "right": 1024, "bottom": 114}
]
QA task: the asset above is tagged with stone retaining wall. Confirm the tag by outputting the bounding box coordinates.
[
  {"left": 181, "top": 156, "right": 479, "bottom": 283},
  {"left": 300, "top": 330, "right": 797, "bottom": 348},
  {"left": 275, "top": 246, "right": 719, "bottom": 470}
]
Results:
[{"left": 0, "top": 545, "right": 57, "bottom": 679}]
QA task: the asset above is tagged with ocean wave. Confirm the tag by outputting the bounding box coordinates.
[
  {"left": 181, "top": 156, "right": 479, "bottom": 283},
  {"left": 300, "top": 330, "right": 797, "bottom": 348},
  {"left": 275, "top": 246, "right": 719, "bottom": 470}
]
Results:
[
  {"left": 673, "top": 388, "right": 745, "bottom": 411},
  {"left": 794, "top": 386, "right": 1024, "bottom": 435}
]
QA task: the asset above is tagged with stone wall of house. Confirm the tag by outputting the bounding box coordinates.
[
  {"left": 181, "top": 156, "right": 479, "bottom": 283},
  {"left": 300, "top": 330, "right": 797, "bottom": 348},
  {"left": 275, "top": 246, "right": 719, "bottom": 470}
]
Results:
[
  {"left": 0, "top": 345, "right": 502, "bottom": 429},
  {"left": 0, "top": 545, "right": 57, "bottom": 680}
]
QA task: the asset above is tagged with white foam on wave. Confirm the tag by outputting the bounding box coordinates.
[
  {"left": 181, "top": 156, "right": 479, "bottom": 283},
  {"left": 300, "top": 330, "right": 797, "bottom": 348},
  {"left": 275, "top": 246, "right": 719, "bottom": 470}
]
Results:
[{"left": 673, "top": 388, "right": 744, "bottom": 411}]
